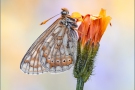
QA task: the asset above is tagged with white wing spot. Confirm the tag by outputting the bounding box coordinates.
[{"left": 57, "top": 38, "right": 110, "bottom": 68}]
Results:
[
  {"left": 46, "top": 36, "right": 53, "bottom": 42},
  {"left": 68, "top": 64, "right": 73, "bottom": 69},
  {"left": 63, "top": 66, "right": 69, "bottom": 71},
  {"left": 41, "top": 57, "right": 46, "bottom": 64},
  {"left": 26, "top": 56, "right": 31, "bottom": 60},
  {"left": 56, "top": 66, "right": 62, "bottom": 72},
  {"left": 29, "top": 67, "right": 34, "bottom": 74},
  {"left": 50, "top": 67, "right": 55, "bottom": 72},
  {"left": 46, "top": 63, "right": 50, "bottom": 69},
  {"left": 32, "top": 51, "right": 37, "bottom": 58},
  {"left": 40, "top": 50, "right": 43, "bottom": 56},
  {"left": 30, "top": 60, "right": 34, "bottom": 66}
]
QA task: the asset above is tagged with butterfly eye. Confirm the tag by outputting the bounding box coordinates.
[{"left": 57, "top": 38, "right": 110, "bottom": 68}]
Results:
[{"left": 61, "top": 11, "right": 69, "bottom": 15}]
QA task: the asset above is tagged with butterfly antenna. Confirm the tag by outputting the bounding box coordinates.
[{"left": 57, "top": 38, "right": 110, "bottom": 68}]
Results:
[{"left": 40, "top": 13, "right": 60, "bottom": 25}]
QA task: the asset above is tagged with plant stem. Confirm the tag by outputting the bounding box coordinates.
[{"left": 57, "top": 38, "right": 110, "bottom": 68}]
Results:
[{"left": 76, "top": 77, "right": 84, "bottom": 90}]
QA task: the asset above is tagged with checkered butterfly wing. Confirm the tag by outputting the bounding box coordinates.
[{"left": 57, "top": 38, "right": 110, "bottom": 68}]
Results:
[{"left": 20, "top": 17, "right": 78, "bottom": 75}]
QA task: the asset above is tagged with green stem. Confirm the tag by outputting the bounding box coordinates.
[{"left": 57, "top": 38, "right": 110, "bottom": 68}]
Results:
[{"left": 76, "top": 77, "right": 84, "bottom": 90}]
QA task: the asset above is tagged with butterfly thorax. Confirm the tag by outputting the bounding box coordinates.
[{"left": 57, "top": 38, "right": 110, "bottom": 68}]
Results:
[
  {"left": 60, "top": 16, "right": 78, "bottom": 30},
  {"left": 61, "top": 8, "right": 77, "bottom": 29}
]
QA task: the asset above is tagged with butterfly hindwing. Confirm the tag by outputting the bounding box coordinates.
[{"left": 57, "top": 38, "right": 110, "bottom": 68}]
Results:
[
  {"left": 40, "top": 25, "right": 77, "bottom": 73},
  {"left": 20, "top": 17, "right": 78, "bottom": 74}
]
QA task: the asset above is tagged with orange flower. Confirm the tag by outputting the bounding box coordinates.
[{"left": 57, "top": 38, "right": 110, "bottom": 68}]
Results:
[
  {"left": 78, "top": 9, "right": 111, "bottom": 47},
  {"left": 73, "top": 9, "right": 111, "bottom": 90}
]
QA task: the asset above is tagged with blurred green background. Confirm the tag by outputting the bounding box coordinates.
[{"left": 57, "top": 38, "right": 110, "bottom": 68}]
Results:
[{"left": 1, "top": 0, "right": 134, "bottom": 90}]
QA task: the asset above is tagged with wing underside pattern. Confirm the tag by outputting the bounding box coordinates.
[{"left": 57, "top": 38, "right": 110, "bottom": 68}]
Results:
[{"left": 20, "top": 18, "right": 77, "bottom": 74}]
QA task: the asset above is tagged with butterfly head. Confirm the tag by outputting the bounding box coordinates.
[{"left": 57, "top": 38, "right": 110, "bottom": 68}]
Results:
[{"left": 61, "top": 8, "right": 69, "bottom": 16}]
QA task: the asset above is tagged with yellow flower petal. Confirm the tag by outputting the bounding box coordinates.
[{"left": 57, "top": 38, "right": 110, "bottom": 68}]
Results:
[
  {"left": 99, "top": 8, "right": 106, "bottom": 17},
  {"left": 71, "top": 12, "right": 83, "bottom": 21},
  {"left": 99, "top": 9, "right": 112, "bottom": 39}
]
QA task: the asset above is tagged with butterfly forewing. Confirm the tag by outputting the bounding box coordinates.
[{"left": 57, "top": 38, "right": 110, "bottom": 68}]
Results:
[{"left": 20, "top": 15, "right": 78, "bottom": 75}]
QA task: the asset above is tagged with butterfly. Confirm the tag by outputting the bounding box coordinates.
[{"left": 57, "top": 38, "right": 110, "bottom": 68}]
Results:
[{"left": 20, "top": 8, "right": 80, "bottom": 75}]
